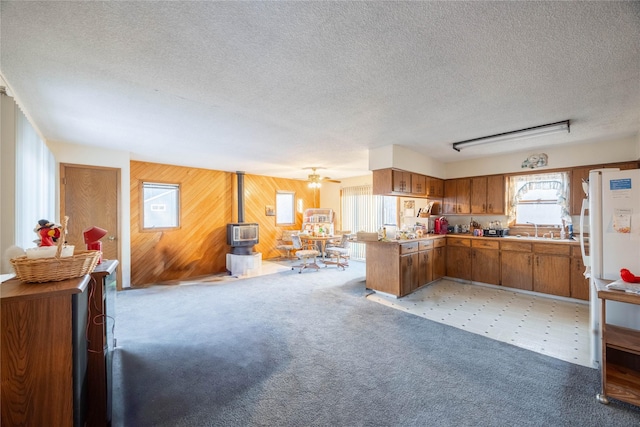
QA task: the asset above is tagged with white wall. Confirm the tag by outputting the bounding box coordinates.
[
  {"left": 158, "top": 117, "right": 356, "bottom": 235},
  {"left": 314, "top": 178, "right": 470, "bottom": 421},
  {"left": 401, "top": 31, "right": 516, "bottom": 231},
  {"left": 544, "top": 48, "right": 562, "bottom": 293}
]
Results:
[
  {"left": 47, "top": 141, "right": 132, "bottom": 288},
  {"left": 1, "top": 94, "right": 17, "bottom": 274},
  {"left": 369, "top": 136, "right": 639, "bottom": 180},
  {"left": 369, "top": 145, "right": 446, "bottom": 177},
  {"left": 444, "top": 135, "right": 638, "bottom": 179}
]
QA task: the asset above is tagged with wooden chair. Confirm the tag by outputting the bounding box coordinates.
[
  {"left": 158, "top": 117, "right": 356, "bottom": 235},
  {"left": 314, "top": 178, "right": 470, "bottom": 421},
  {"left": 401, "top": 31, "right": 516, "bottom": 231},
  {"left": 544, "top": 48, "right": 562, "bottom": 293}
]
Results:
[
  {"left": 290, "top": 234, "right": 320, "bottom": 273},
  {"left": 274, "top": 230, "right": 298, "bottom": 260},
  {"left": 324, "top": 233, "right": 351, "bottom": 270}
]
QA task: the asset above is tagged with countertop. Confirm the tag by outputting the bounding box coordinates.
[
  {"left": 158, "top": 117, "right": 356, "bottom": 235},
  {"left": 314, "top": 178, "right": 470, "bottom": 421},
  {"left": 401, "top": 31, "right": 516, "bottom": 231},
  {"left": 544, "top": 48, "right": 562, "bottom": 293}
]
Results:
[
  {"left": 362, "top": 233, "right": 580, "bottom": 246},
  {"left": 446, "top": 233, "right": 580, "bottom": 245}
]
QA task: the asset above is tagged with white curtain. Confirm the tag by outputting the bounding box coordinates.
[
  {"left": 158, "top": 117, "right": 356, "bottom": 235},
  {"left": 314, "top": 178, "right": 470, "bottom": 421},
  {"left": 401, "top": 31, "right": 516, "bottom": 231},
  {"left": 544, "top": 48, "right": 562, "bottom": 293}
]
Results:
[
  {"left": 507, "top": 171, "right": 571, "bottom": 226},
  {"left": 15, "top": 107, "right": 55, "bottom": 248},
  {"left": 341, "top": 185, "right": 391, "bottom": 260}
]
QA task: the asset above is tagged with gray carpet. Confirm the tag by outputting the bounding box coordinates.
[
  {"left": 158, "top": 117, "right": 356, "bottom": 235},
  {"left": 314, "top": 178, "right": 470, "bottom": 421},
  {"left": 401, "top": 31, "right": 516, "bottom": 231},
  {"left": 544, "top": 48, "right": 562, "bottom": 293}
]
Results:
[{"left": 112, "top": 261, "right": 640, "bottom": 426}]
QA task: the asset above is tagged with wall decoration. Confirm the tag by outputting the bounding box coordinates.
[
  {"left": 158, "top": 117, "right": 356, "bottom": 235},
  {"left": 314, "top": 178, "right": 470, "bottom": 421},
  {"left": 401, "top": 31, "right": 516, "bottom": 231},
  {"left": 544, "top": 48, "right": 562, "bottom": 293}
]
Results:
[
  {"left": 522, "top": 153, "right": 548, "bottom": 169},
  {"left": 265, "top": 205, "right": 275, "bottom": 216}
]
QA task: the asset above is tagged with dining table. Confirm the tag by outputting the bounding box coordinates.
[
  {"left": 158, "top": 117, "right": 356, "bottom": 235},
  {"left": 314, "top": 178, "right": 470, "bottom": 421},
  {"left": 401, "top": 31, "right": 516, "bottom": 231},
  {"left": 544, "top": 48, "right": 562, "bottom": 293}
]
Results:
[{"left": 300, "top": 234, "right": 339, "bottom": 262}]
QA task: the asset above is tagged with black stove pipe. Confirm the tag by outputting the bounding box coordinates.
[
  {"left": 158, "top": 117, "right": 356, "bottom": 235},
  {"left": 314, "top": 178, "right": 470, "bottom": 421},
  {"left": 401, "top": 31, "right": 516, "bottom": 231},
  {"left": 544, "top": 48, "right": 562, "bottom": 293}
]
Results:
[{"left": 237, "top": 171, "right": 245, "bottom": 223}]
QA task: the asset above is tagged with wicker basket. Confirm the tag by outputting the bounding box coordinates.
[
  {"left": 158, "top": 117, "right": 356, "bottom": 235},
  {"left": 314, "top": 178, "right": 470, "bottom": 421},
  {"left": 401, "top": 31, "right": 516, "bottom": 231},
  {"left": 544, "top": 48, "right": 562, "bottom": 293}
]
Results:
[{"left": 10, "top": 216, "right": 100, "bottom": 283}]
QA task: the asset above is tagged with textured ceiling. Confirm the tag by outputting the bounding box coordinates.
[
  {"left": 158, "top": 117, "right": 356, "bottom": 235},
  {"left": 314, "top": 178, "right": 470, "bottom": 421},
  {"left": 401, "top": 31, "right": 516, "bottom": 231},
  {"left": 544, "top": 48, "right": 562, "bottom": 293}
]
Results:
[{"left": 1, "top": 1, "right": 639, "bottom": 180}]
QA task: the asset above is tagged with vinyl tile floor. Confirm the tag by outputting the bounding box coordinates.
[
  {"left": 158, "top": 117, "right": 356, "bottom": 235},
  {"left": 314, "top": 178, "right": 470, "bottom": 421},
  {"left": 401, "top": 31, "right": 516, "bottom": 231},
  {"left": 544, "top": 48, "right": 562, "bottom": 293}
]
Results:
[{"left": 367, "top": 279, "right": 592, "bottom": 368}]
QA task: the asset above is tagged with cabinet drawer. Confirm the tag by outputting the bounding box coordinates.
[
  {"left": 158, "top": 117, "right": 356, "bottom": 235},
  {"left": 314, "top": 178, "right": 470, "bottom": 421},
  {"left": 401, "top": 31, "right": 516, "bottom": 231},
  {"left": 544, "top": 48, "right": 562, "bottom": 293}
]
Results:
[
  {"left": 447, "top": 238, "right": 471, "bottom": 247},
  {"left": 472, "top": 239, "right": 499, "bottom": 250},
  {"left": 533, "top": 243, "right": 570, "bottom": 256},
  {"left": 400, "top": 242, "right": 419, "bottom": 254},
  {"left": 419, "top": 240, "right": 433, "bottom": 251},
  {"left": 433, "top": 238, "right": 446, "bottom": 248},
  {"left": 500, "top": 241, "right": 532, "bottom": 252}
]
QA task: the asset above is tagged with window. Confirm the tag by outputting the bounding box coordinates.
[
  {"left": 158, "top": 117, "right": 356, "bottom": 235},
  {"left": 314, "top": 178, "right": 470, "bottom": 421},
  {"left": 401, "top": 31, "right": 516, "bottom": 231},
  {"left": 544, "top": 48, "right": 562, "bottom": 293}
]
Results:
[
  {"left": 507, "top": 172, "right": 570, "bottom": 226},
  {"left": 341, "top": 184, "right": 397, "bottom": 260},
  {"left": 142, "top": 182, "right": 180, "bottom": 229},
  {"left": 276, "top": 191, "right": 295, "bottom": 225}
]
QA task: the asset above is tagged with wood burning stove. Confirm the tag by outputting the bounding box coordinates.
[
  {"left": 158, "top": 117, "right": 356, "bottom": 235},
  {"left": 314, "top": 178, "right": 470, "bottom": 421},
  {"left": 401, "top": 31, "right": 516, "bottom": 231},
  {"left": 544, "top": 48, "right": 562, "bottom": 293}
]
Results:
[
  {"left": 227, "top": 223, "right": 259, "bottom": 255},
  {"left": 227, "top": 171, "right": 259, "bottom": 255}
]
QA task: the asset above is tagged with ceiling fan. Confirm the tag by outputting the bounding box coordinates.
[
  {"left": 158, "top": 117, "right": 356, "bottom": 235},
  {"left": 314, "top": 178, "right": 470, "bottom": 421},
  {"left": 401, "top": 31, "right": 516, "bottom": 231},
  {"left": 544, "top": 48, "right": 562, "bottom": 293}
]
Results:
[{"left": 303, "top": 167, "right": 340, "bottom": 188}]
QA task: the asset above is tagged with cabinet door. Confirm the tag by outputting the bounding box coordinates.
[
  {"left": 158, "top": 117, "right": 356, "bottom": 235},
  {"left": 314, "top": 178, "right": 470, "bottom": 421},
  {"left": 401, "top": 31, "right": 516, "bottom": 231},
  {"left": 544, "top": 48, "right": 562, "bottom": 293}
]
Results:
[
  {"left": 456, "top": 179, "right": 471, "bottom": 214},
  {"left": 533, "top": 254, "right": 570, "bottom": 297},
  {"left": 486, "top": 175, "right": 505, "bottom": 214},
  {"left": 400, "top": 253, "right": 419, "bottom": 295},
  {"left": 427, "top": 177, "right": 444, "bottom": 198},
  {"left": 433, "top": 247, "right": 446, "bottom": 280},
  {"left": 570, "top": 167, "right": 594, "bottom": 215},
  {"left": 446, "top": 246, "right": 471, "bottom": 280},
  {"left": 472, "top": 248, "right": 500, "bottom": 285},
  {"left": 501, "top": 251, "right": 533, "bottom": 290},
  {"left": 412, "top": 174, "right": 426, "bottom": 196},
  {"left": 570, "top": 257, "right": 590, "bottom": 300},
  {"left": 443, "top": 180, "right": 457, "bottom": 214},
  {"left": 471, "top": 177, "right": 487, "bottom": 214},
  {"left": 393, "top": 171, "right": 412, "bottom": 193},
  {"left": 419, "top": 249, "right": 433, "bottom": 286}
]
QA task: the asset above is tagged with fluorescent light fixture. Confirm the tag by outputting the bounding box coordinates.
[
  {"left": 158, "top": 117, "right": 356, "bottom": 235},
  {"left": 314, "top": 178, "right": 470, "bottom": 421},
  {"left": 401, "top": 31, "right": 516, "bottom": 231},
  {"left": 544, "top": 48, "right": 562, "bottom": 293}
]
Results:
[{"left": 452, "top": 120, "right": 570, "bottom": 152}]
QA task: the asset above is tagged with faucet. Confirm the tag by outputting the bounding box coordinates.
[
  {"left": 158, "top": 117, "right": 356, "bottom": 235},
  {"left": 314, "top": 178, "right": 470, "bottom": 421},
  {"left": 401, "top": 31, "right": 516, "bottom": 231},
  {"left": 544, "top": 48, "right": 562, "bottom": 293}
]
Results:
[{"left": 527, "top": 222, "right": 538, "bottom": 238}]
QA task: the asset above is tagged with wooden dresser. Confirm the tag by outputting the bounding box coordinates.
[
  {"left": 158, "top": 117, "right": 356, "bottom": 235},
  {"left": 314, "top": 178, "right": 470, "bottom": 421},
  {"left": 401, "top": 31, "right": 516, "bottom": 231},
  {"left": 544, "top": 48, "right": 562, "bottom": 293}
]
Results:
[
  {"left": 1, "top": 275, "right": 90, "bottom": 426},
  {"left": 87, "top": 259, "right": 118, "bottom": 427}
]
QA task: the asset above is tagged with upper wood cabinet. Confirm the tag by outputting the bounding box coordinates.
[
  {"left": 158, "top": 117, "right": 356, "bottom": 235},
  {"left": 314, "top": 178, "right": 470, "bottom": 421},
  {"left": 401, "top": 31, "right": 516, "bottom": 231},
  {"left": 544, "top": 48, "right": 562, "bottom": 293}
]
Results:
[
  {"left": 392, "top": 170, "right": 412, "bottom": 193},
  {"left": 570, "top": 166, "right": 593, "bottom": 216},
  {"left": 411, "top": 173, "right": 426, "bottom": 196},
  {"left": 486, "top": 175, "right": 505, "bottom": 214},
  {"left": 570, "top": 162, "right": 639, "bottom": 215},
  {"left": 444, "top": 178, "right": 470, "bottom": 214},
  {"left": 470, "top": 175, "right": 504, "bottom": 214},
  {"left": 426, "top": 177, "right": 444, "bottom": 198},
  {"left": 372, "top": 168, "right": 441, "bottom": 198}
]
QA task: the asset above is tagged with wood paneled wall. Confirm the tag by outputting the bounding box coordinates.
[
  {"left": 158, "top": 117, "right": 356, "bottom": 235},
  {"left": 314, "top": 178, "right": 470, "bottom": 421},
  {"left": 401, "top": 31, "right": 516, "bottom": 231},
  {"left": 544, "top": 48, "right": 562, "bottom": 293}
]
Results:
[{"left": 130, "top": 161, "right": 316, "bottom": 287}]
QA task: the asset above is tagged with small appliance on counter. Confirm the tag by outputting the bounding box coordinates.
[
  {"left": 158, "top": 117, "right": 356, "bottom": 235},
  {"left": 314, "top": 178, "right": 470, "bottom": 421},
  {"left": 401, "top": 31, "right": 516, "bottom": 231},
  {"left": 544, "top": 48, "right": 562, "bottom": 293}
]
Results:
[
  {"left": 482, "top": 228, "right": 509, "bottom": 237},
  {"left": 434, "top": 217, "right": 448, "bottom": 234},
  {"left": 482, "top": 221, "right": 508, "bottom": 237}
]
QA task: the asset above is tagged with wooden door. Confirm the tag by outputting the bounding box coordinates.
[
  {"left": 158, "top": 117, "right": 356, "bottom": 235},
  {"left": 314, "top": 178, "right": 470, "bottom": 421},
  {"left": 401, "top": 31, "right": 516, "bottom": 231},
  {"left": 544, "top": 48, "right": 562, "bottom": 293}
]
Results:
[
  {"left": 443, "top": 180, "right": 457, "bottom": 214},
  {"left": 399, "top": 253, "right": 413, "bottom": 296},
  {"left": 501, "top": 251, "right": 533, "bottom": 290},
  {"left": 472, "top": 248, "right": 500, "bottom": 285},
  {"left": 433, "top": 247, "right": 445, "bottom": 280},
  {"left": 570, "top": 167, "right": 594, "bottom": 215},
  {"left": 486, "top": 175, "right": 505, "bottom": 214},
  {"left": 419, "top": 249, "right": 433, "bottom": 286},
  {"left": 411, "top": 173, "right": 426, "bottom": 196},
  {"left": 427, "top": 177, "right": 444, "bottom": 198},
  {"left": 471, "top": 177, "right": 487, "bottom": 214},
  {"left": 60, "top": 164, "right": 119, "bottom": 283},
  {"left": 446, "top": 246, "right": 471, "bottom": 280},
  {"left": 456, "top": 179, "right": 471, "bottom": 214},
  {"left": 533, "top": 254, "right": 570, "bottom": 297},
  {"left": 570, "top": 256, "right": 590, "bottom": 300}
]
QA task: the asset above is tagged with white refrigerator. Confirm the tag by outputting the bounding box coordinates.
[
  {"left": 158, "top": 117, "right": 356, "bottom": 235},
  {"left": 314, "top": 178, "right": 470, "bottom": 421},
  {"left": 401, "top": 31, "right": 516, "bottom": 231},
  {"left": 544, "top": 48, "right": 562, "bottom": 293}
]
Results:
[{"left": 586, "top": 168, "right": 640, "bottom": 367}]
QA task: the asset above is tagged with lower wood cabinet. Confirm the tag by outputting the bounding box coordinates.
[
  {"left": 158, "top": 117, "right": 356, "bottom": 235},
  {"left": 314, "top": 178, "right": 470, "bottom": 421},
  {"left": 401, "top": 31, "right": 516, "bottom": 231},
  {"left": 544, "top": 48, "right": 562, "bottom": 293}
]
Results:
[
  {"left": 570, "top": 246, "right": 590, "bottom": 301},
  {"left": 532, "top": 243, "right": 571, "bottom": 297},
  {"left": 366, "top": 237, "right": 446, "bottom": 297},
  {"left": 446, "top": 238, "right": 471, "bottom": 280},
  {"left": 1, "top": 276, "right": 90, "bottom": 427},
  {"left": 471, "top": 240, "right": 500, "bottom": 285},
  {"left": 432, "top": 240, "right": 446, "bottom": 281},
  {"left": 500, "top": 241, "right": 533, "bottom": 291},
  {"left": 87, "top": 260, "right": 118, "bottom": 427},
  {"left": 400, "top": 243, "right": 420, "bottom": 296}
]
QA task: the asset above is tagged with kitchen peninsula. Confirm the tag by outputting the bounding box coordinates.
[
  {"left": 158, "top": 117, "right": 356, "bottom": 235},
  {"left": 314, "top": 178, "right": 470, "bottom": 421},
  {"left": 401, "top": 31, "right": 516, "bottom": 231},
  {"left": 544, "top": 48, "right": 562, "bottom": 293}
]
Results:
[
  {"left": 366, "top": 235, "right": 446, "bottom": 297},
  {"left": 366, "top": 234, "right": 588, "bottom": 300}
]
